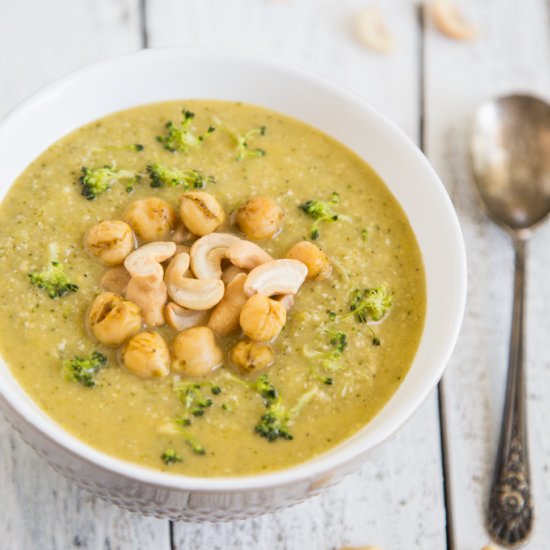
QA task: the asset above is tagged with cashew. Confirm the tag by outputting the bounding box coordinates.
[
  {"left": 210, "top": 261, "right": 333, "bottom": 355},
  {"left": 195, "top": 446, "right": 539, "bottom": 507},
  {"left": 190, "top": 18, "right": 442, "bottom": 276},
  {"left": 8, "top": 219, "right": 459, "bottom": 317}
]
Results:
[
  {"left": 190, "top": 232, "right": 240, "bottom": 279},
  {"left": 87, "top": 292, "right": 142, "bottom": 347},
  {"left": 286, "top": 241, "right": 332, "bottom": 281},
  {"left": 230, "top": 340, "right": 275, "bottom": 375},
  {"left": 122, "top": 331, "right": 170, "bottom": 378},
  {"left": 276, "top": 293, "right": 295, "bottom": 311},
  {"left": 84, "top": 220, "right": 135, "bottom": 266},
  {"left": 240, "top": 294, "right": 287, "bottom": 342},
  {"left": 164, "top": 302, "right": 209, "bottom": 332},
  {"left": 208, "top": 273, "right": 248, "bottom": 336},
  {"left": 431, "top": 0, "right": 475, "bottom": 40},
  {"left": 171, "top": 326, "right": 223, "bottom": 376},
  {"left": 164, "top": 252, "right": 191, "bottom": 282},
  {"left": 235, "top": 196, "right": 284, "bottom": 240},
  {"left": 174, "top": 244, "right": 190, "bottom": 256},
  {"left": 125, "top": 278, "right": 167, "bottom": 327},
  {"left": 124, "top": 241, "right": 176, "bottom": 288},
  {"left": 222, "top": 265, "right": 245, "bottom": 285},
  {"left": 355, "top": 6, "right": 394, "bottom": 53},
  {"left": 226, "top": 240, "right": 273, "bottom": 270},
  {"left": 124, "top": 197, "right": 177, "bottom": 242},
  {"left": 100, "top": 266, "right": 131, "bottom": 295},
  {"left": 179, "top": 191, "right": 225, "bottom": 236},
  {"left": 244, "top": 259, "right": 307, "bottom": 297}
]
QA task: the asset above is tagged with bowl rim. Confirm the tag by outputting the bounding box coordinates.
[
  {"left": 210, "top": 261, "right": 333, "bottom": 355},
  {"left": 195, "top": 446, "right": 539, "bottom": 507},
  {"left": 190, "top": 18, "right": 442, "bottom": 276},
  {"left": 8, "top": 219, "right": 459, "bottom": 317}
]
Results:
[{"left": 0, "top": 46, "right": 467, "bottom": 493}]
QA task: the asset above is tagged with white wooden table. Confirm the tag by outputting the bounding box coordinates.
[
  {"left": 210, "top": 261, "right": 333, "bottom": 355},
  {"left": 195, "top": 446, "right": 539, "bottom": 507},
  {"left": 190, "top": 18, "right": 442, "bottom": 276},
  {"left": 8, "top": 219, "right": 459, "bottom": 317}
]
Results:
[{"left": 1, "top": 1, "right": 549, "bottom": 548}]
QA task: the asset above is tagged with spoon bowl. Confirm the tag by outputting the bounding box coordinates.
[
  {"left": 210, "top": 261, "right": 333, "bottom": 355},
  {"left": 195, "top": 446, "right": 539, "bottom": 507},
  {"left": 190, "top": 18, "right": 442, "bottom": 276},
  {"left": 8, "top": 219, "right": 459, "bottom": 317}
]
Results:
[{"left": 471, "top": 94, "right": 550, "bottom": 236}]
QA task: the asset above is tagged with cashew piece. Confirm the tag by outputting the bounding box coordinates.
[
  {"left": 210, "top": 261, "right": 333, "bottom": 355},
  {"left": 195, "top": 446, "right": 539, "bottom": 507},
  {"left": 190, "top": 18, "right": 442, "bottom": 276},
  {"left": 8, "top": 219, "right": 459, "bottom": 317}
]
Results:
[
  {"left": 235, "top": 197, "right": 284, "bottom": 240},
  {"left": 100, "top": 266, "right": 131, "bottom": 295},
  {"left": 431, "top": 0, "right": 476, "bottom": 40},
  {"left": 87, "top": 292, "right": 142, "bottom": 347},
  {"left": 124, "top": 241, "right": 176, "bottom": 288},
  {"left": 286, "top": 241, "right": 332, "bottom": 281},
  {"left": 221, "top": 265, "right": 245, "bottom": 285},
  {"left": 208, "top": 273, "right": 248, "bottom": 336},
  {"left": 124, "top": 197, "right": 177, "bottom": 243},
  {"left": 164, "top": 302, "right": 210, "bottom": 332},
  {"left": 355, "top": 6, "right": 394, "bottom": 53},
  {"left": 230, "top": 340, "right": 275, "bottom": 375},
  {"left": 226, "top": 240, "right": 273, "bottom": 270},
  {"left": 122, "top": 331, "right": 170, "bottom": 378},
  {"left": 171, "top": 326, "right": 223, "bottom": 376},
  {"left": 179, "top": 191, "right": 225, "bottom": 236},
  {"left": 84, "top": 220, "right": 135, "bottom": 266},
  {"left": 240, "top": 294, "right": 287, "bottom": 342},
  {"left": 125, "top": 278, "right": 168, "bottom": 327},
  {"left": 276, "top": 293, "right": 295, "bottom": 311},
  {"left": 190, "top": 232, "right": 240, "bottom": 279},
  {"left": 244, "top": 259, "right": 308, "bottom": 297}
]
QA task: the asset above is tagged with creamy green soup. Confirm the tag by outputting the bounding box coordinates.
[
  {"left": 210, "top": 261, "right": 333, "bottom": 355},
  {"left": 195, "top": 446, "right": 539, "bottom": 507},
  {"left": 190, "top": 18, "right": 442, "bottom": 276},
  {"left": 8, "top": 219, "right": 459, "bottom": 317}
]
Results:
[{"left": 0, "top": 101, "right": 425, "bottom": 476}]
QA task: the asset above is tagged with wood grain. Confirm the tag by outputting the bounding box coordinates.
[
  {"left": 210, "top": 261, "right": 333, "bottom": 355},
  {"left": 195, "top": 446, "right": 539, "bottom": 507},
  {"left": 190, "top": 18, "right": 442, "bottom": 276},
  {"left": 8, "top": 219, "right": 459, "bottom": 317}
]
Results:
[
  {"left": 424, "top": 0, "right": 550, "bottom": 547},
  {"left": 147, "top": 1, "right": 446, "bottom": 547},
  {"left": 0, "top": 1, "right": 169, "bottom": 549}
]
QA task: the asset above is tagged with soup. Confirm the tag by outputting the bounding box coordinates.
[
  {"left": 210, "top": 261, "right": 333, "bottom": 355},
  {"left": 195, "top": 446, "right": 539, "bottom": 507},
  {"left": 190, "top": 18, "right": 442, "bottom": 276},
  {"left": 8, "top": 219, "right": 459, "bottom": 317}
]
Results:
[{"left": 0, "top": 101, "right": 425, "bottom": 476}]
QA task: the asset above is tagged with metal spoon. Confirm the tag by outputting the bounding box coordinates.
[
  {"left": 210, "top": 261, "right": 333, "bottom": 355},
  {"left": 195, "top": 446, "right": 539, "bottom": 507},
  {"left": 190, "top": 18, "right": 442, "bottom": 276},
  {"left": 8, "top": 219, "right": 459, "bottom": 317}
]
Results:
[{"left": 470, "top": 94, "right": 550, "bottom": 547}]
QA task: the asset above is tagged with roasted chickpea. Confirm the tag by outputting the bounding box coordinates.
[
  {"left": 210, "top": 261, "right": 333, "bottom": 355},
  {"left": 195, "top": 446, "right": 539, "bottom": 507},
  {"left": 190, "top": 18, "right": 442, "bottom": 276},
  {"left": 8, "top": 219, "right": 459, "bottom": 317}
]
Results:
[
  {"left": 171, "top": 326, "right": 223, "bottom": 376},
  {"left": 87, "top": 292, "right": 142, "bottom": 346},
  {"left": 230, "top": 340, "right": 275, "bottom": 375},
  {"left": 239, "top": 294, "right": 286, "bottom": 342},
  {"left": 84, "top": 220, "right": 134, "bottom": 266},
  {"left": 179, "top": 191, "right": 225, "bottom": 236},
  {"left": 124, "top": 197, "right": 177, "bottom": 242},
  {"left": 286, "top": 241, "right": 332, "bottom": 281},
  {"left": 235, "top": 197, "right": 284, "bottom": 240},
  {"left": 122, "top": 331, "right": 170, "bottom": 378}
]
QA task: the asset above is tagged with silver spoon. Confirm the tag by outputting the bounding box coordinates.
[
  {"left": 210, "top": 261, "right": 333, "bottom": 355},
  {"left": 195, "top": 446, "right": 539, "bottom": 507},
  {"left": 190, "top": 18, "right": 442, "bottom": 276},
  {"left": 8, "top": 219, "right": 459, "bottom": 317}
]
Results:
[{"left": 470, "top": 94, "right": 550, "bottom": 547}]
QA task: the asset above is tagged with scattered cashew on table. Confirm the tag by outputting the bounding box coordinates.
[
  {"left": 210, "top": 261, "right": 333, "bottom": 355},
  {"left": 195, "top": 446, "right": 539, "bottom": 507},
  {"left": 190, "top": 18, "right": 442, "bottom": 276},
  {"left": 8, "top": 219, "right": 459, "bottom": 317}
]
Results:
[{"left": 83, "top": 191, "right": 332, "bottom": 379}]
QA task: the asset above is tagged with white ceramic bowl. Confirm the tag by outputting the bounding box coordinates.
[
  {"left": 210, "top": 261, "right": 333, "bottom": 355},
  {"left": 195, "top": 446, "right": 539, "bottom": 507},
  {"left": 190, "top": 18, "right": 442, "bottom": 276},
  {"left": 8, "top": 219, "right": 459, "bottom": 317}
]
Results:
[{"left": 0, "top": 48, "right": 466, "bottom": 521}]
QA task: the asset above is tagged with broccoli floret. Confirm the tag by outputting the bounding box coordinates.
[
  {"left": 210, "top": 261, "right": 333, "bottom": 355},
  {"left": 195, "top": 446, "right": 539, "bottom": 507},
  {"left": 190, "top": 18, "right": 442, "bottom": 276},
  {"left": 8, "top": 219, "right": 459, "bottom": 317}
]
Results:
[
  {"left": 160, "top": 449, "right": 183, "bottom": 464},
  {"left": 175, "top": 382, "right": 215, "bottom": 425},
  {"left": 255, "top": 396, "right": 293, "bottom": 442},
  {"left": 156, "top": 109, "right": 215, "bottom": 152},
  {"left": 79, "top": 165, "right": 137, "bottom": 200},
  {"left": 252, "top": 374, "right": 278, "bottom": 405},
  {"left": 146, "top": 163, "right": 213, "bottom": 189},
  {"left": 302, "top": 330, "right": 348, "bottom": 373},
  {"left": 28, "top": 245, "right": 78, "bottom": 299},
  {"left": 62, "top": 351, "right": 107, "bottom": 388},
  {"left": 298, "top": 192, "right": 351, "bottom": 240},
  {"left": 235, "top": 126, "right": 266, "bottom": 160},
  {"left": 183, "top": 434, "right": 206, "bottom": 455},
  {"left": 349, "top": 286, "right": 393, "bottom": 322},
  {"left": 327, "top": 330, "right": 347, "bottom": 354}
]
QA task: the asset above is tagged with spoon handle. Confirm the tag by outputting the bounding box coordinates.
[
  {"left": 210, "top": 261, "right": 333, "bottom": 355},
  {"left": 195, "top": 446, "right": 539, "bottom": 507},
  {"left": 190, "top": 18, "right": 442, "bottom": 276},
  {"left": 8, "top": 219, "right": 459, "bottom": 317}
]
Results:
[{"left": 487, "top": 238, "right": 533, "bottom": 546}]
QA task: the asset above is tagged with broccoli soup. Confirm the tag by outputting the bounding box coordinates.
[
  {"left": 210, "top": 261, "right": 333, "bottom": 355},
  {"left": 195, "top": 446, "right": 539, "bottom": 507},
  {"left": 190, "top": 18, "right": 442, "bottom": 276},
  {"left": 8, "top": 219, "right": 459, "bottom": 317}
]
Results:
[{"left": 0, "top": 101, "right": 425, "bottom": 476}]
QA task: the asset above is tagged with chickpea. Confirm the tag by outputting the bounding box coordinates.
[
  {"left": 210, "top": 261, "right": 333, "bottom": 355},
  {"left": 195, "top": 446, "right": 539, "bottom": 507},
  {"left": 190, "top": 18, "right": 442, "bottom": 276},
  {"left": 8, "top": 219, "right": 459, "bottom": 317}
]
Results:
[
  {"left": 235, "top": 197, "right": 284, "bottom": 240},
  {"left": 179, "top": 191, "right": 225, "bottom": 236},
  {"left": 124, "top": 197, "right": 177, "bottom": 242},
  {"left": 84, "top": 220, "right": 134, "bottom": 266},
  {"left": 87, "top": 292, "right": 142, "bottom": 346},
  {"left": 286, "top": 241, "right": 332, "bottom": 281},
  {"left": 122, "top": 331, "right": 170, "bottom": 378},
  {"left": 230, "top": 340, "right": 275, "bottom": 375},
  {"left": 239, "top": 294, "right": 286, "bottom": 342},
  {"left": 171, "top": 326, "right": 223, "bottom": 376}
]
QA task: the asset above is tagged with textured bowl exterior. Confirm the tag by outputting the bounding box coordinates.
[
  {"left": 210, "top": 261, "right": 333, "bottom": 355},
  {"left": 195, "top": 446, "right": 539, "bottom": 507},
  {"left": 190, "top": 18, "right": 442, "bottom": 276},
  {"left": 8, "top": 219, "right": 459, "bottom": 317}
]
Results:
[{"left": 0, "top": 48, "right": 467, "bottom": 520}]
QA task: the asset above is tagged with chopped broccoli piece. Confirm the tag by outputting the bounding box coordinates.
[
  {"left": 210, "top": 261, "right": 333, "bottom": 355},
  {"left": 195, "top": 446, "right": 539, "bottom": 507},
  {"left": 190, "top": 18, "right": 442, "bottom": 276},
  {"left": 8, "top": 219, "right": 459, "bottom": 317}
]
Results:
[
  {"left": 146, "top": 163, "right": 213, "bottom": 189},
  {"left": 174, "top": 382, "right": 217, "bottom": 425},
  {"left": 327, "top": 330, "right": 347, "bottom": 354},
  {"left": 235, "top": 126, "right": 266, "bottom": 160},
  {"left": 28, "top": 246, "right": 78, "bottom": 300},
  {"left": 361, "top": 228, "right": 369, "bottom": 241},
  {"left": 298, "top": 192, "right": 351, "bottom": 239},
  {"left": 184, "top": 434, "right": 206, "bottom": 455},
  {"left": 348, "top": 286, "right": 393, "bottom": 323},
  {"left": 62, "top": 351, "right": 107, "bottom": 388},
  {"left": 161, "top": 419, "right": 207, "bottom": 455},
  {"left": 302, "top": 330, "right": 348, "bottom": 373},
  {"left": 252, "top": 374, "right": 278, "bottom": 405},
  {"left": 79, "top": 165, "right": 137, "bottom": 200},
  {"left": 255, "top": 396, "right": 293, "bottom": 442},
  {"left": 156, "top": 109, "right": 215, "bottom": 152},
  {"left": 160, "top": 449, "right": 183, "bottom": 464}
]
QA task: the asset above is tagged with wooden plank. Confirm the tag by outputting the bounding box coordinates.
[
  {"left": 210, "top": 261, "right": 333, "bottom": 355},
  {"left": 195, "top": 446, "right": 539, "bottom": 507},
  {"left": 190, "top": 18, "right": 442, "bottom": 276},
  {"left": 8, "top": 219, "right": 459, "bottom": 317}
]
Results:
[
  {"left": 0, "top": 1, "right": 170, "bottom": 548},
  {"left": 424, "top": 0, "right": 550, "bottom": 547},
  {"left": 148, "top": 1, "right": 447, "bottom": 548}
]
